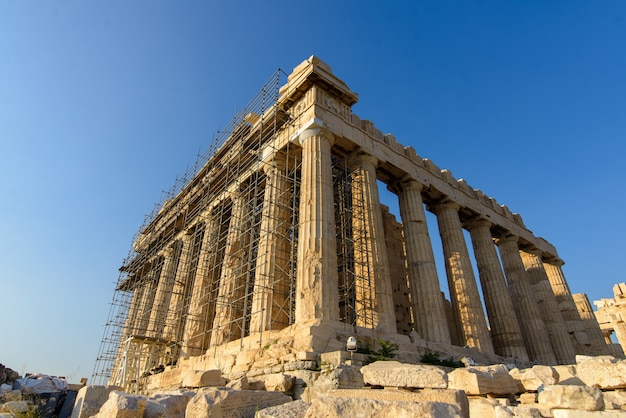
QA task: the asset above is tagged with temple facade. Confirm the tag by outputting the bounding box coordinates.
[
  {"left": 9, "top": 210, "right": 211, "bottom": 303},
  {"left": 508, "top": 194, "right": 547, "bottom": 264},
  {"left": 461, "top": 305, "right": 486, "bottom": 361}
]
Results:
[{"left": 93, "top": 56, "right": 610, "bottom": 392}]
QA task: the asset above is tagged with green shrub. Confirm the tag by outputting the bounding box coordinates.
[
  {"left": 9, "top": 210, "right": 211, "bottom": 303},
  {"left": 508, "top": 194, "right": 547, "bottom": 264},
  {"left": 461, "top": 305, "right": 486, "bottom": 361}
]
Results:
[{"left": 420, "top": 351, "right": 464, "bottom": 368}]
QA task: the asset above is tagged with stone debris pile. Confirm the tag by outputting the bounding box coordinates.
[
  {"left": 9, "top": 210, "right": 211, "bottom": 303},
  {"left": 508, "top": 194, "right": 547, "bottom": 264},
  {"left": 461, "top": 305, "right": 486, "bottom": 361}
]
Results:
[
  {"left": 63, "top": 354, "right": 626, "bottom": 417},
  {"left": 0, "top": 366, "right": 80, "bottom": 417}
]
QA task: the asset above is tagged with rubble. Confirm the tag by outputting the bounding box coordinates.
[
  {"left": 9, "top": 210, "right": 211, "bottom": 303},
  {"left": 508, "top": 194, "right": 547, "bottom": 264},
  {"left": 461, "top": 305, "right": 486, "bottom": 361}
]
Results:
[{"left": 5, "top": 355, "right": 626, "bottom": 416}]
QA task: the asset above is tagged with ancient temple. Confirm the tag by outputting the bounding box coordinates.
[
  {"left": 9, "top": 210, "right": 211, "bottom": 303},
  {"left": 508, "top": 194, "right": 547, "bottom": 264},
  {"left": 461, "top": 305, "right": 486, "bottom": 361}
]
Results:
[{"left": 93, "top": 56, "right": 610, "bottom": 392}]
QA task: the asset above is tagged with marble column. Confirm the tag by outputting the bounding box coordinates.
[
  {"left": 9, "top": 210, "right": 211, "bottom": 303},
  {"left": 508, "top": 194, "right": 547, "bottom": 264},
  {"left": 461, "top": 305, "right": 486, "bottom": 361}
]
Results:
[
  {"left": 396, "top": 179, "right": 450, "bottom": 344},
  {"left": 466, "top": 219, "right": 528, "bottom": 360},
  {"left": 543, "top": 259, "right": 591, "bottom": 350},
  {"left": 295, "top": 127, "right": 340, "bottom": 322},
  {"left": 183, "top": 210, "right": 223, "bottom": 355},
  {"left": 125, "top": 277, "right": 146, "bottom": 336},
  {"left": 148, "top": 245, "right": 181, "bottom": 340},
  {"left": 135, "top": 258, "right": 162, "bottom": 336},
  {"left": 349, "top": 154, "right": 397, "bottom": 332},
  {"left": 211, "top": 189, "right": 254, "bottom": 346},
  {"left": 520, "top": 250, "right": 576, "bottom": 364},
  {"left": 496, "top": 235, "right": 557, "bottom": 365},
  {"left": 432, "top": 200, "right": 493, "bottom": 353},
  {"left": 250, "top": 156, "right": 293, "bottom": 334},
  {"left": 163, "top": 232, "right": 194, "bottom": 342},
  {"left": 573, "top": 293, "right": 610, "bottom": 355}
]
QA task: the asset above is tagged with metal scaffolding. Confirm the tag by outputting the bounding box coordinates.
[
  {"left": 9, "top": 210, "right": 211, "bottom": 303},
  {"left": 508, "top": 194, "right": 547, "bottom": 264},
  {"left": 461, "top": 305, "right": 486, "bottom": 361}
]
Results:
[{"left": 92, "top": 68, "right": 382, "bottom": 392}]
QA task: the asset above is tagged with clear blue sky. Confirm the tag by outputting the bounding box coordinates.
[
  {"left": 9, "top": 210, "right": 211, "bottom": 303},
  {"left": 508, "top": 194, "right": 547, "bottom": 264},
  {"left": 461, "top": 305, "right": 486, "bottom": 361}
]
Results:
[{"left": 1, "top": 1, "right": 625, "bottom": 381}]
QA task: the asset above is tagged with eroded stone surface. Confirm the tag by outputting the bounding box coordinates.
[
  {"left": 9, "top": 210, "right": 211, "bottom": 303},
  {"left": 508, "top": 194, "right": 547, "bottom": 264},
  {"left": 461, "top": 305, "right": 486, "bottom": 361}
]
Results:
[
  {"left": 537, "top": 384, "right": 603, "bottom": 411},
  {"left": 576, "top": 356, "right": 626, "bottom": 389},
  {"left": 360, "top": 360, "right": 447, "bottom": 389},
  {"left": 448, "top": 364, "right": 519, "bottom": 395},
  {"left": 303, "top": 396, "right": 462, "bottom": 418},
  {"left": 184, "top": 387, "right": 291, "bottom": 418},
  {"left": 509, "top": 365, "right": 558, "bottom": 392}
]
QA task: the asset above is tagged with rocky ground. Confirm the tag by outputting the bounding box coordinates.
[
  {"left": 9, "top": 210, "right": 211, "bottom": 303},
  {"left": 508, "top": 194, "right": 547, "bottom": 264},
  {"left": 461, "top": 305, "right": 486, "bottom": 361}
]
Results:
[{"left": 3, "top": 355, "right": 626, "bottom": 417}]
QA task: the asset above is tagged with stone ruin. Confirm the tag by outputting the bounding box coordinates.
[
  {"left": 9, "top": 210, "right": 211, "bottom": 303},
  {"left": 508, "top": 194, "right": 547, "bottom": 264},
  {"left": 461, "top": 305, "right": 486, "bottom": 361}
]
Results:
[{"left": 87, "top": 56, "right": 621, "bottom": 413}]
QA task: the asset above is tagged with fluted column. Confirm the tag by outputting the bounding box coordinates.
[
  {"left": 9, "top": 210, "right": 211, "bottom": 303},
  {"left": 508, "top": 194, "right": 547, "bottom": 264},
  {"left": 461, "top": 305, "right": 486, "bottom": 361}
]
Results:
[
  {"left": 135, "top": 259, "right": 162, "bottom": 336},
  {"left": 496, "top": 235, "right": 557, "bottom": 364},
  {"left": 183, "top": 211, "right": 222, "bottom": 355},
  {"left": 396, "top": 179, "right": 450, "bottom": 344},
  {"left": 543, "top": 259, "right": 591, "bottom": 350},
  {"left": 163, "top": 232, "right": 194, "bottom": 341},
  {"left": 125, "top": 278, "right": 146, "bottom": 336},
  {"left": 466, "top": 219, "right": 528, "bottom": 360},
  {"left": 349, "top": 154, "right": 396, "bottom": 332},
  {"left": 432, "top": 200, "right": 493, "bottom": 353},
  {"left": 211, "top": 189, "right": 253, "bottom": 346},
  {"left": 295, "top": 127, "right": 339, "bottom": 322},
  {"left": 148, "top": 245, "right": 180, "bottom": 339},
  {"left": 250, "top": 156, "right": 293, "bottom": 334},
  {"left": 573, "top": 293, "right": 610, "bottom": 355},
  {"left": 521, "top": 250, "right": 576, "bottom": 364}
]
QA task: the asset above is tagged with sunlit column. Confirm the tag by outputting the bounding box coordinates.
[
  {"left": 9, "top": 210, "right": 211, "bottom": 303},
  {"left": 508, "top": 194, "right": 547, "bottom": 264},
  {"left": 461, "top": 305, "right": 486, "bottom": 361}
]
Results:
[
  {"left": 163, "top": 232, "right": 194, "bottom": 342},
  {"left": 250, "top": 156, "right": 292, "bottom": 334},
  {"left": 496, "top": 234, "right": 557, "bottom": 364},
  {"left": 183, "top": 211, "right": 222, "bottom": 355},
  {"left": 520, "top": 249, "right": 576, "bottom": 364},
  {"left": 432, "top": 200, "right": 493, "bottom": 353},
  {"left": 396, "top": 179, "right": 450, "bottom": 344},
  {"left": 466, "top": 218, "right": 528, "bottom": 360},
  {"left": 148, "top": 245, "right": 180, "bottom": 339},
  {"left": 543, "top": 259, "right": 591, "bottom": 351},
  {"left": 295, "top": 127, "right": 339, "bottom": 322},
  {"left": 210, "top": 189, "right": 252, "bottom": 346},
  {"left": 572, "top": 293, "right": 610, "bottom": 355},
  {"left": 348, "top": 154, "right": 397, "bottom": 332}
]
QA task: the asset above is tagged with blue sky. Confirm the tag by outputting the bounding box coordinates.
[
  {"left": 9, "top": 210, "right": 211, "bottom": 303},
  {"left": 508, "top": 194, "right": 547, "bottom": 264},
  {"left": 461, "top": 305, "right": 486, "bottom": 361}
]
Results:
[{"left": 1, "top": 1, "right": 625, "bottom": 381}]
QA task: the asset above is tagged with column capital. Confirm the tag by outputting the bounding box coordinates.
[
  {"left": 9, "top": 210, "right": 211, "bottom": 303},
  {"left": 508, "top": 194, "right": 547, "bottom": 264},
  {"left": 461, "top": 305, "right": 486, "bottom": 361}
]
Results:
[
  {"left": 523, "top": 247, "right": 543, "bottom": 257},
  {"left": 494, "top": 233, "right": 518, "bottom": 246},
  {"left": 430, "top": 199, "right": 460, "bottom": 213},
  {"left": 464, "top": 217, "right": 492, "bottom": 231},
  {"left": 543, "top": 256, "right": 565, "bottom": 267},
  {"left": 291, "top": 118, "right": 334, "bottom": 146},
  {"left": 355, "top": 153, "right": 378, "bottom": 167},
  {"left": 261, "top": 155, "right": 287, "bottom": 174}
]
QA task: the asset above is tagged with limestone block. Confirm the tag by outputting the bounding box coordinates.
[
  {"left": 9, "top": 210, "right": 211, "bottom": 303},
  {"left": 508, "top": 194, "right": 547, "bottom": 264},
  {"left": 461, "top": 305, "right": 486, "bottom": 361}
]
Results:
[
  {"left": 303, "top": 396, "right": 462, "bottom": 418},
  {"left": 325, "top": 388, "right": 469, "bottom": 418},
  {"left": 226, "top": 376, "right": 249, "bottom": 391},
  {"left": 553, "top": 410, "right": 626, "bottom": 417},
  {"left": 448, "top": 365, "right": 519, "bottom": 395},
  {"left": 256, "top": 373, "right": 294, "bottom": 392},
  {"left": 144, "top": 391, "right": 195, "bottom": 418},
  {"left": 182, "top": 370, "right": 225, "bottom": 388},
  {"left": 92, "top": 390, "right": 147, "bottom": 418},
  {"left": 538, "top": 385, "right": 603, "bottom": 411},
  {"left": 518, "top": 392, "right": 538, "bottom": 404},
  {"left": 554, "top": 365, "right": 585, "bottom": 385},
  {"left": 185, "top": 387, "right": 292, "bottom": 418},
  {"left": 603, "top": 390, "right": 626, "bottom": 410},
  {"left": 257, "top": 400, "right": 310, "bottom": 418},
  {"left": 468, "top": 397, "right": 514, "bottom": 418},
  {"left": 512, "top": 406, "right": 545, "bottom": 417},
  {"left": 71, "top": 385, "right": 120, "bottom": 418},
  {"left": 236, "top": 349, "right": 259, "bottom": 366},
  {"left": 509, "top": 365, "right": 558, "bottom": 392},
  {"left": 285, "top": 370, "right": 320, "bottom": 402},
  {"left": 312, "top": 365, "right": 364, "bottom": 396},
  {"left": 360, "top": 360, "right": 447, "bottom": 389},
  {"left": 576, "top": 356, "right": 626, "bottom": 389}
]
